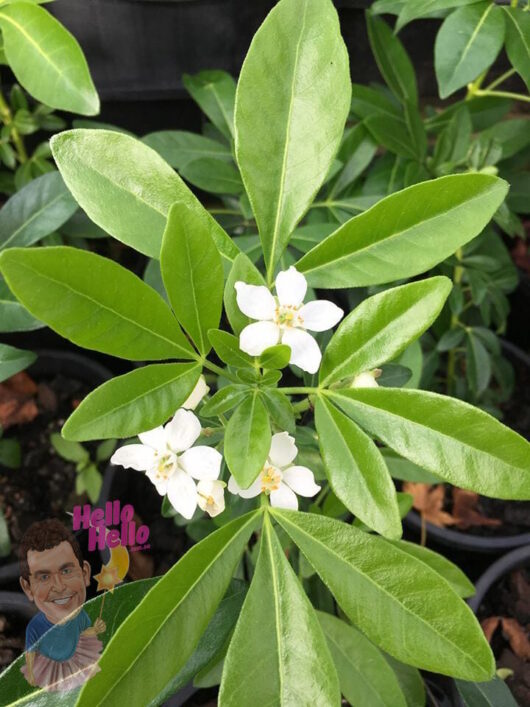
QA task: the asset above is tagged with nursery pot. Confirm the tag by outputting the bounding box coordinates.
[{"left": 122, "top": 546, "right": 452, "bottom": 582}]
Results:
[
  {"left": 0, "top": 350, "right": 113, "bottom": 585},
  {"left": 468, "top": 544, "right": 530, "bottom": 614}
]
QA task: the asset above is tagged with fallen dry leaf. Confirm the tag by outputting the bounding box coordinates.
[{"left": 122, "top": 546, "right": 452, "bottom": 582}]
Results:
[
  {"left": 452, "top": 488, "right": 502, "bottom": 530},
  {"left": 481, "top": 616, "right": 500, "bottom": 643},
  {"left": 501, "top": 618, "right": 530, "bottom": 660},
  {"left": 0, "top": 372, "right": 39, "bottom": 429},
  {"left": 403, "top": 483, "right": 456, "bottom": 527}
]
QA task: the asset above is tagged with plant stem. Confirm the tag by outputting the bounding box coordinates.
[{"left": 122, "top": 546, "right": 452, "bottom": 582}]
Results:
[
  {"left": 474, "top": 88, "right": 530, "bottom": 103},
  {"left": 446, "top": 249, "right": 464, "bottom": 396},
  {"left": 511, "top": 0, "right": 518, "bottom": 7},
  {"left": 484, "top": 67, "right": 516, "bottom": 91},
  {"left": 201, "top": 358, "right": 240, "bottom": 384},
  {"left": 292, "top": 397, "right": 311, "bottom": 414},
  {"left": 465, "top": 70, "right": 488, "bottom": 100},
  {"left": 278, "top": 386, "right": 318, "bottom": 395},
  {"left": 0, "top": 89, "right": 27, "bottom": 163}
]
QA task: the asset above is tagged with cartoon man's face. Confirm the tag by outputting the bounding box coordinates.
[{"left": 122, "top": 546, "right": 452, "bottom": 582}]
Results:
[{"left": 20, "top": 541, "right": 91, "bottom": 624}]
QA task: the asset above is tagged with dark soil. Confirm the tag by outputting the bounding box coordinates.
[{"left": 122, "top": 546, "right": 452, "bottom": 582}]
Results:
[
  {"left": 0, "top": 612, "right": 25, "bottom": 672},
  {"left": 0, "top": 372, "right": 96, "bottom": 567},
  {"left": 477, "top": 568, "right": 530, "bottom": 706}
]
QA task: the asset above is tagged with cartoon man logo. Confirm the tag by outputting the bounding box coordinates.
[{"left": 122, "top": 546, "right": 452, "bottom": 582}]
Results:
[{"left": 18, "top": 518, "right": 105, "bottom": 692}]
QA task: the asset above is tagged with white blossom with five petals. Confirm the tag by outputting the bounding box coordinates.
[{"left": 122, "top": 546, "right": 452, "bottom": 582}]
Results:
[
  {"left": 235, "top": 266, "right": 343, "bottom": 373},
  {"left": 110, "top": 409, "right": 223, "bottom": 520},
  {"left": 228, "top": 432, "right": 321, "bottom": 510}
]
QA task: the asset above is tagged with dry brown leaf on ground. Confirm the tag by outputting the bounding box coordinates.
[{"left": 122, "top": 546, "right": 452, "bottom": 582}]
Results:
[
  {"left": 481, "top": 616, "right": 501, "bottom": 643},
  {"left": 501, "top": 618, "right": 530, "bottom": 660},
  {"left": 403, "top": 482, "right": 456, "bottom": 527},
  {"left": 452, "top": 488, "right": 502, "bottom": 529},
  {"left": 0, "top": 372, "right": 39, "bottom": 429}
]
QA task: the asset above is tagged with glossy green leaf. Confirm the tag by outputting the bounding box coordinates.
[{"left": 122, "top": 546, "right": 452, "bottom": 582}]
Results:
[
  {"left": 77, "top": 512, "right": 260, "bottom": 707},
  {"left": 0, "top": 284, "right": 41, "bottom": 332},
  {"left": 224, "top": 393, "right": 270, "bottom": 488},
  {"left": 366, "top": 12, "right": 418, "bottom": 105},
  {"left": 183, "top": 70, "right": 236, "bottom": 140},
  {"left": 455, "top": 677, "right": 519, "bottom": 706},
  {"left": 318, "top": 612, "right": 407, "bottom": 707},
  {"left": 435, "top": 2, "right": 505, "bottom": 98},
  {"left": 50, "top": 432, "right": 88, "bottom": 463},
  {"left": 62, "top": 363, "right": 201, "bottom": 441},
  {"left": 396, "top": 0, "right": 484, "bottom": 32},
  {"left": 384, "top": 539, "right": 475, "bottom": 597},
  {"left": 503, "top": 8, "right": 530, "bottom": 92},
  {"left": 235, "top": 0, "right": 351, "bottom": 276},
  {"left": 0, "top": 172, "right": 77, "bottom": 251},
  {"left": 466, "top": 330, "right": 491, "bottom": 396},
  {"left": 224, "top": 252, "right": 266, "bottom": 335},
  {"left": 350, "top": 84, "right": 403, "bottom": 121},
  {"left": 383, "top": 655, "right": 425, "bottom": 707},
  {"left": 0, "top": 3, "right": 98, "bottom": 115},
  {"left": 330, "top": 387, "right": 530, "bottom": 500},
  {"left": 201, "top": 385, "right": 250, "bottom": 418},
  {"left": 142, "top": 130, "right": 232, "bottom": 170},
  {"left": 220, "top": 517, "right": 339, "bottom": 706},
  {"left": 161, "top": 202, "right": 223, "bottom": 354},
  {"left": 208, "top": 329, "right": 253, "bottom": 369},
  {"left": 0, "top": 343, "right": 36, "bottom": 383},
  {"left": 273, "top": 509, "right": 494, "bottom": 680},
  {"left": 382, "top": 448, "right": 441, "bottom": 484},
  {"left": 315, "top": 397, "right": 401, "bottom": 539},
  {"left": 482, "top": 118, "right": 530, "bottom": 161},
  {"left": 320, "top": 277, "right": 451, "bottom": 386},
  {"left": 259, "top": 344, "right": 291, "bottom": 370},
  {"left": 261, "top": 388, "right": 295, "bottom": 434},
  {"left": 365, "top": 114, "right": 419, "bottom": 161},
  {"left": 181, "top": 158, "right": 243, "bottom": 195},
  {"left": 0, "top": 247, "right": 195, "bottom": 361},
  {"left": 51, "top": 130, "right": 239, "bottom": 264},
  {"left": 297, "top": 174, "right": 508, "bottom": 288},
  {"left": 377, "top": 364, "right": 412, "bottom": 388},
  {"left": 331, "top": 123, "right": 378, "bottom": 197}
]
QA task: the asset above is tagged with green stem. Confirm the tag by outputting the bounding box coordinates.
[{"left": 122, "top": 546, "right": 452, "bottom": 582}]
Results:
[
  {"left": 446, "top": 249, "right": 464, "bottom": 396},
  {"left": 292, "top": 397, "right": 311, "bottom": 414},
  {"left": 0, "top": 89, "right": 27, "bottom": 163},
  {"left": 201, "top": 358, "right": 240, "bottom": 384},
  {"left": 511, "top": 0, "right": 518, "bottom": 7},
  {"left": 484, "top": 68, "right": 516, "bottom": 91},
  {"left": 474, "top": 88, "right": 530, "bottom": 104},
  {"left": 466, "top": 70, "right": 488, "bottom": 100},
  {"left": 278, "top": 386, "right": 319, "bottom": 395}
]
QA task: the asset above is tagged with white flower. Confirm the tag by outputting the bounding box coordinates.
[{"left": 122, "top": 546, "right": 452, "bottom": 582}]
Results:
[
  {"left": 197, "top": 480, "right": 226, "bottom": 517},
  {"left": 350, "top": 370, "right": 380, "bottom": 388},
  {"left": 228, "top": 432, "right": 320, "bottom": 510},
  {"left": 182, "top": 375, "right": 209, "bottom": 410},
  {"left": 235, "top": 266, "right": 343, "bottom": 374},
  {"left": 110, "top": 409, "right": 222, "bottom": 520}
]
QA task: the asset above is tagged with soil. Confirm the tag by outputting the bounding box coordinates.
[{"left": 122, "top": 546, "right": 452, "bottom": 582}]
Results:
[
  {"left": 0, "top": 371, "right": 97, "bottom": 567},
  {"left": 477, "top": 568, "right": 530, "bottom": 706},
  {"left": 0, "top": 612, "right": 25, "bottom": 672}
]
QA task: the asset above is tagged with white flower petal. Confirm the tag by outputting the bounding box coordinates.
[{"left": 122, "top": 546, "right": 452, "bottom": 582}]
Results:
[
  {"left": 197, "top": 480, "right": 225, "bottom": 517},
  {"left": 275, "top": 266, "right": 307, "bottom": 307},
  {"left": 351, "top": 371, "right": 379, "bottom": 388},
  {"left": 166, "top": 469, "right": 198, "bottom": 519},
  {"left": 137, "top": 426, "right": 166, "bottom": 450},
  {"left": 282, "top": 465, "right": 321, "bottom": 497},
  {"left": 146, "top": 467, "right": 172, "bottom": 496},
  {"left": 299, "top": 300, "right": 343, "bottom": 332},
  {"left": 281, "top": 327, "right": 322, "bottom": 374},
  {"left": 228, "top": 474, "right": 263, "bottom": 499},
  {"left": 239, "top": 321, "right": 280, "bottom": 356},
  {"left": 180, "top": 446, "right": 222, "bottom": 480},
  {"left": 182, "top": 376, "right": 209, "bottom": 410},
  {"left": 235, "top": 282, "right": 276, "bottom": 320},
  {"left": 270, "top": 482, "right": 298, "bottom": 510},
  {"left": 269, "top": 432, "right": 297, "bottom": 468},
  {"left": 165, "top": 409, "right": 201, "bottom": 453},
  {"left": 110, "top": 444, "right": 156, "bottom": 472}
]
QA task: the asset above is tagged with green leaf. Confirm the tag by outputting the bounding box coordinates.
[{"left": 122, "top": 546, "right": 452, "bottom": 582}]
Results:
[
  {"left": 224, "top": 252, "right": 266, "bottom": 335},
  {"left": 272, "top": 509, "right": 494, "bottom": 681},
  {"left": 377, "top": 364, "right": 412, "bottom": 389},
  {"left": 183, "top": 70, "right": 236, "bottom": 140},
  {"left": 95, "top": 438, "right": 117, "bottom": 462},
  {"left": 383, "top": 654, "right": 425, "bottom": 707},
  {"left": 50, "top": 432, "right": 89, "bottom": 463},
  {"left": 260, "top": 388, "right": 295, "bottom": 434},
  {"left": 437, "top": 328, "right": 465, "bottom": 352},
  {"left": 161, "top": 202, "right": 223, "bottom": 354},
  {"left": 77, "top": 463, "right": 102, "bottom": 503},
  {"left": 396, "top": 0, "right": 485, "bottom": 32},
  {"left": 0, "top": 343, "right": 36, "bottom": 383},
  {"left": 63, "top": 363, "right": 201, "bottom": 441},
  {"left": 219, "top": 517, "right": 339, "bottom": 706},
  {"left": 142, "top": 130, "right": 232, "bottom": 170},
  {"left": 235, "top": 0, "right": 351, "bottom": 276},
  {"left": 350, "top": 84, "right": 403, "bottom": 121},
  {"left": 77, "top": 512, "right": 260, "bottom": 707},
  {"left": 482, "top": 118, "right": 530, "bottom": 161},
  {"left": 0, "top": 438, "right": 21, "bottom": 469},
  {"left": 384, "top": 539, "right": 475, "bottom": 597},
  {"left": 320, "top": 277, "right": 451, "bottom": 386},
  {"left": 366, "top": 12, "right": 418, "bottom": 105},
  {"left": 435, "top": 2, "right": 505, "bottom": 99},
  {"left": 181, "top": 158, "right": 243, "bottom": 195},
  {"left": 297, "top": 174, "right": 508, "bottom": 288},
  {"left": 503, "top": 8, "right": 530, "bottom": 92},
  {"left": 0, "top": 247, "right": 195, "bottom": 361},
  {"left": 208, "top": 329, "right": 253, "bottom": 369},
  {"left": 224, "top": 393, "right": 270, "bottom": 488},
  {"left": 201, "top": 385, "right": 250, "bottom": 418},
  {"left": 365, "top": 113, "right": 420, "bottom": 161},
  {"left": 0, "top": 3, "right": 98, "bottom": 115},
  {"left": 50, "top": 129, "right": 239, "bottom": 264},
  {"left": 259, "top": 344, "right": 291, "bottom": 370},
  {"left": 331, "top": 123, "right": 378, "bottom": 197},
  {"left": 466, "top": 330, "right": 491, "bottom": 396},
  {"left": 315, "top": 397, "right": 401, "bottom": 539},
  {"left": 330, "top": 387, "right": 530, "bottom": 500},
  {"left": 0, "top": 171, "right": 77, "bottom": 251},
  {"left": 382, "top": 448, "right": 441, "bottom": 484},
  {"left": 0, "top": 508, "right": 10, "bottom": 557},
  {"left": 318, "top": 612, "right": 407, "bottom": 707},
  {"left": 456, "top": 676, "right": 519, "bottom": 706}
]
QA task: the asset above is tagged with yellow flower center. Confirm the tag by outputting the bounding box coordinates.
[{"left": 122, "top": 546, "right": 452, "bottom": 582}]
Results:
[
  {"left": 275, "top": 304, "right": 302, "bottom": 328},
  {"left": 261, "top": 465, "right": 282, "bottom": 493},
  {"left": 155, "top": 453, "right": 176, "bottom": 480}
]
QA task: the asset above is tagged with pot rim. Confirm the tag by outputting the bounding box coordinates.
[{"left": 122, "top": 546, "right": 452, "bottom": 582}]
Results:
[{"left": 468, "top": 544, "right": 530, "bottom": 613}]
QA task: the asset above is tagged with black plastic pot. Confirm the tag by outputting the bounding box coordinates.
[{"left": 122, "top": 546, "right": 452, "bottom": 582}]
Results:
[
  {"left": 0, "top": 350, "right": 113, "bottom": 585},
  {"left": 468, "top": 544, "right": 530, "bottom": 614}
]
